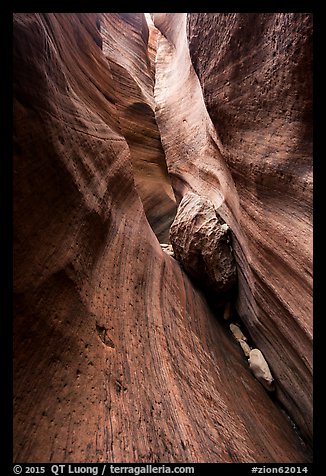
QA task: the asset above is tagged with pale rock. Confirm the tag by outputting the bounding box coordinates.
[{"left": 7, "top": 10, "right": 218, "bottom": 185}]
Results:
[
  {"left": 249, "top": 349, "right": 275, "bottom": 392},
  {"left": 230, "top": 323, "right": 247, "bottom": 342},
  {"left": 160, "top": 243, "right": 174, "bottom": 257},
  {"left": 239, "top": 339, "right": 251, "bottom": 358}
]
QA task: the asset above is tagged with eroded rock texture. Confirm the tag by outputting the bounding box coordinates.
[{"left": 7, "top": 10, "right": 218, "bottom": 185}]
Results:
[
  {"left": 100, "top": 13, "right": 176, "bottom": 242},
  {"left": 153, "top": 12, "right": 312, "bottom": 443},
  {"left": 170, "top": 192, "right": 237, "bottom": 296},
  {"left": 13, "top": 13, "right": 311, "bottom": 463}
]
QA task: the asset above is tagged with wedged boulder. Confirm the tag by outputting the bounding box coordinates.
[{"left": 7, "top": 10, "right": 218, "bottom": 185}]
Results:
[
  {"left": 170, "top": 192, "right": 237, "bottom": 294},
  {"left": 154, "top": 13, "right": 312, "bottom": 443}
]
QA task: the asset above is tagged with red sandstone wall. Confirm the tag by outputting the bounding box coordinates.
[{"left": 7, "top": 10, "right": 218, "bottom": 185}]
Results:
[{"left": 13, "top": 13, "right": 311, "bottom": 462}]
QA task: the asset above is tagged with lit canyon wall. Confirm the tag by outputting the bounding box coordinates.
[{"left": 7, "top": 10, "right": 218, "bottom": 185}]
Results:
[
  {"left": 153, "top": 12, "right": 312, "bottom": 443},
  {"left": 13, "top": 12, "right": 312, "bottom": 463}
]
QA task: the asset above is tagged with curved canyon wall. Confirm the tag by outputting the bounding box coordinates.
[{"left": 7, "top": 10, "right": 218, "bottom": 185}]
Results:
[
  {"left": 153, "top": 13, "right": 312, "bottom": 442},
  {"left": 100, "top": 13, "right": 176, "bottom": 242},
  {"left": 13, "top": 12, "right": 312, "bottom": 463}
]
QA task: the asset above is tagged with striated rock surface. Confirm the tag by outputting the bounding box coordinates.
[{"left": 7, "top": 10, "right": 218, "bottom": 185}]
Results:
[
  {"left": 145, "top": 13, "right": 159, "bottom": 82},
  {"left": 153, "top": 13, "right": 312, "bottom": 443},
  {"left": 13, "top": 13, "right": 311, "bottom": 463},
  {"left": 170, "top": 192, "right": 237, "bottom": 296},
  {"left": 100, "top": 13, "right": 176, "bottom": 242}
]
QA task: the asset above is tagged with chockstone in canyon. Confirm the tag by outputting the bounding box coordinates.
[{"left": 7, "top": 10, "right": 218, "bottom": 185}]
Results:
[{"left": 13, "top": 12, "right": 312, "bottom": 463}]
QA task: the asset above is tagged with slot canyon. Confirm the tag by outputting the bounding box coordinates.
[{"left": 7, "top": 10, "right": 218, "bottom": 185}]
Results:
[{"left": 13, "top": 13, "right": 313, "bottom": 463}]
